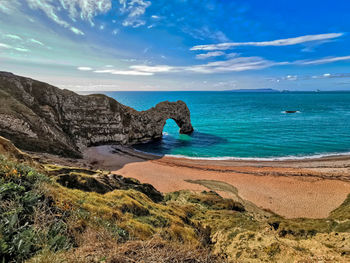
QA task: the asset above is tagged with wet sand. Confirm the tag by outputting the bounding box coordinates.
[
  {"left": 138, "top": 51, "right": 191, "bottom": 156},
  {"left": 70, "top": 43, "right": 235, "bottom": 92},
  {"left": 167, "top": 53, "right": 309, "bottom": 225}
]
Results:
[{"left": 81, "top": 145, "right": 350, "bottom": 219}]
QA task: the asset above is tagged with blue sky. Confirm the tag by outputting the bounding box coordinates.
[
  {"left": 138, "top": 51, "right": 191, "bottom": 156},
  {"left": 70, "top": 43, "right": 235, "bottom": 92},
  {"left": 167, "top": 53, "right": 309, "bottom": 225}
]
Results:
[{"left": 1, "top": 0, "right": 350, "bottom": 91}]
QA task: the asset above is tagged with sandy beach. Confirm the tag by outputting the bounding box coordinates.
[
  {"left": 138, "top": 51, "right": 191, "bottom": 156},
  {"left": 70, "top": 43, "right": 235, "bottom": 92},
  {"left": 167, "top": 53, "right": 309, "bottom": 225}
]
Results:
[{"left": 78, "top": 145, "right": 350, "bottom": 219}]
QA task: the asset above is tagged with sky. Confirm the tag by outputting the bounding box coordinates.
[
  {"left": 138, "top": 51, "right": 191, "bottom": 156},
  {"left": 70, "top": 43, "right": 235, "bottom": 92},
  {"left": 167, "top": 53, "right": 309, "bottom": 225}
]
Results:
[{"left": 1, "top": 0, "right": 350, "bottom": 91}]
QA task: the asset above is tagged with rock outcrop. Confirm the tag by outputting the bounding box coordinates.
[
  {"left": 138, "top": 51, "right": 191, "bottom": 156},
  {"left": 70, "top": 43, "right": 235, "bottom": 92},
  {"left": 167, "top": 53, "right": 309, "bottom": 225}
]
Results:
[
  {"left": 0, "top": 71, "right": 193, "bottom": 157},
  {"left": 47, "top": 166, "right": 164, "bottom": 202}
]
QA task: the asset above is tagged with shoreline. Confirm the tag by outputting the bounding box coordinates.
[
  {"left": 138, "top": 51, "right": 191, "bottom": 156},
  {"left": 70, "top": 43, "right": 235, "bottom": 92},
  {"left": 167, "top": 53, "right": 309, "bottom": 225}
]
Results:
[
  {"left": 132, "top": 146, "right": 350, "bottom": 163},
  {"left": 78, "top": 145, "right": 350, "bottom": 219},
  {"left": 32, "top": 144, "right": 350, "bottom": 219}
]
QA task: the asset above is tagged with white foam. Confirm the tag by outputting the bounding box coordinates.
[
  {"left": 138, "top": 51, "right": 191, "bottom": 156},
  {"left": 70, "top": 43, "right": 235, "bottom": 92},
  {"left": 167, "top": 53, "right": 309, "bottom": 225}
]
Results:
[{"left": 132, "top": 148, "right": 350, "bottom": 161}]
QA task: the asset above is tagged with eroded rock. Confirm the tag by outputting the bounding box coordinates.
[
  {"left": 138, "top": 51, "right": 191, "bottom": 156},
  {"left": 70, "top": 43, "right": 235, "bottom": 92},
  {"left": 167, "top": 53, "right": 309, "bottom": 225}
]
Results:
[{"left": 0, "top": 72, "right": 193, "bottom": 157}]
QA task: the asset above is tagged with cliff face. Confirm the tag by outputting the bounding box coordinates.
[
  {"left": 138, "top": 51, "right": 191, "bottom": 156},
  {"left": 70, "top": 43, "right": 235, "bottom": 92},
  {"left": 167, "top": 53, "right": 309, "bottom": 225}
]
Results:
[{"left": 0, "top": 72, "right": 193, "bottom": 157}]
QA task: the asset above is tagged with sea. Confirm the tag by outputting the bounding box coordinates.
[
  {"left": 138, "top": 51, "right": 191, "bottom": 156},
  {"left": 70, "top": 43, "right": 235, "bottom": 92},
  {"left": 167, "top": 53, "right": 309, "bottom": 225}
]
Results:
[{"left": 103, "top": 91, "right": 350, "bottom": 160}]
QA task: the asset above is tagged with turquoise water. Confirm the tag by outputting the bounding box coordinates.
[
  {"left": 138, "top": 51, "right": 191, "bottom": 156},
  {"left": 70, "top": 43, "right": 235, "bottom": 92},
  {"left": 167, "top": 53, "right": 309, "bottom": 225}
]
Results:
[{"left": 105, "top": 91, "right": 350, "bottom": 160}]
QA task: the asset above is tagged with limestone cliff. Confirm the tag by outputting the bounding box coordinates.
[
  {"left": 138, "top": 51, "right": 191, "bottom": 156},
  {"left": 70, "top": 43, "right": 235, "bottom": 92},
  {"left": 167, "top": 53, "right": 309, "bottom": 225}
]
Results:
[{"left": 0, "top": 71, "right": 193, "bottom": 157}]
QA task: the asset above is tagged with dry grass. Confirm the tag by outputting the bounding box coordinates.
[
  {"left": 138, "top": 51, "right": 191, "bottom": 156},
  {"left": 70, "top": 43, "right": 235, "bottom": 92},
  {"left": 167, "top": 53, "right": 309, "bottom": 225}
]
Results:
[
  {"left": 0, "top": 156, "right": 348, "bottom": 263},
  {"left": 63, "top": 228, "right": 226, "bottom": 263}
]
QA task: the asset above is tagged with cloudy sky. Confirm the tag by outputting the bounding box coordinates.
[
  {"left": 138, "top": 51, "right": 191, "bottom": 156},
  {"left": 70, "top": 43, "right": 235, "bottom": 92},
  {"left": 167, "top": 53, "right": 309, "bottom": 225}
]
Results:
[{"left": 1, "top": 0, "right": 350, "bottom": 91}]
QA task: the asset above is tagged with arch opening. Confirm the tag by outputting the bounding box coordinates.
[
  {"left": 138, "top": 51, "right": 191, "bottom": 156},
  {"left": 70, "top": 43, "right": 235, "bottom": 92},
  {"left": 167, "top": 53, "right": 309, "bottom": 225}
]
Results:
[{"left": 162, "top": 119, "right": 180, "bottom": 136}]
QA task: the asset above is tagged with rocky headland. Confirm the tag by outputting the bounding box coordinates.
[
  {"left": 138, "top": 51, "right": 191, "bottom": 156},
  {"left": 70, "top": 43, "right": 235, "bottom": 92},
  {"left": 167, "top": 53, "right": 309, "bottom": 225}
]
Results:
[{"left": 0, "top": 71, "right": 193, "bottom": 157}]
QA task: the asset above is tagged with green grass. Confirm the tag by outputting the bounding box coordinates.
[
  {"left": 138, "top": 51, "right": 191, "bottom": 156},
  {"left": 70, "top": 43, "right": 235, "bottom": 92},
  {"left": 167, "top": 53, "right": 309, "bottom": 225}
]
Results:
[
  {"left": 1, "top": 153, "right": 350, "bottom": 262},
  {"left": 0, "top": 156, "right": 72, "bottom": 262}
]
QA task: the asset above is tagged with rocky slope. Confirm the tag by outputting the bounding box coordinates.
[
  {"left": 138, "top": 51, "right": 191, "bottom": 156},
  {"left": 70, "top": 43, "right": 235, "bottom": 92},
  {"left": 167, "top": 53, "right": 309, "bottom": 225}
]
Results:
[
  {"left": 0, "top": 72, "right": 193, "bottom": 157},
  {"left": 1, "top": 139, "right": 349, "bottom": 262}
]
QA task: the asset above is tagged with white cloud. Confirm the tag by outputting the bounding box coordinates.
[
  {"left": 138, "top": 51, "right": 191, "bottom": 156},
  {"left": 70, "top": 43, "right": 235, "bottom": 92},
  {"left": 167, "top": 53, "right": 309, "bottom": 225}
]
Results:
[
  {"left": 29, "top": 38, "right": 44, "bottom": 46},
  {"left": 24, "top": 0, "right": 91, "bottom": 35},
  {"left": 191, "top": 33, "right": 344, "bottom": 51},
  {"left": 26, "top": 0, "right": 70, "bottom": 28},
  {"left": 59, "top": 0, "right": 112, "bottom": 26},
  {"left": 77, "top": 67, "right": 93, "bottom": 71},
  {"left": 5, "top": 34, "right": 22, "bottom": 40},
  {"left": 26, "top": 0, "right": 112, "bottom": 27},
  {"left": 121, "top": 0, "right": 151, "bottom": 28},
  {"left": 70, "top": 27, "right": 85, "bottom": 35},
  {"left": 83, "top": 52, "right": 350, "bottom": 79},
  {"left": 285, "top": 75, "right": 298, "bottom": 81},
  {"left": 297, "top": 56, "right": 350, "bottom": 65},
  {"left": 0, "top": 0, "right": 20, "bottom": 14},
  {"left": 186, "top": 57, "right": 283, "bottom": 73},
  {"left": 184, "top": 26, "right": 229, "bottom": 43},
  {"left": 273, "top": 72, "right": 350, "bottom": 83},
  {"left": 122, "top": 19, "right": 145, "bottom": 28},
  {"left": 195, "top": 51, "right": 225, "bottom": 59},
  {"left": 0, "top": 42, "right": 29, "bottom": 52},
  {"left": 94, "top": 69, "right": 153, "bottom": 76},
  {"left": 14, "top": 47, "right": 30, "bottom": 52},
  {"left": 130, "top": 65, "right": 175, "bottom": 73},
  {"left": 226, "top": 52, "right": 239, "bottom": 58},
  {"left": 0, "top": 43, "right": 11, "bottom": 49}
]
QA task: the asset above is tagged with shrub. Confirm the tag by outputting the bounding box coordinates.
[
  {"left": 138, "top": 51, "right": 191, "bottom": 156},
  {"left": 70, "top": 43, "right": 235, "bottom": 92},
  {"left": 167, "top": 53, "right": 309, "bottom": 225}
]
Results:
[{"left": 0, "top": 156, "right": 73, "bottom": 262}]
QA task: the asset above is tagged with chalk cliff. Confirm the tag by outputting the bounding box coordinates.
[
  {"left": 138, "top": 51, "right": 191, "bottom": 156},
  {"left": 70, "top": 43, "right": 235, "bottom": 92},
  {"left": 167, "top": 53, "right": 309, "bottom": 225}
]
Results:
[{"left": 0, "top": 72, "right": 193, "bottom": 157}]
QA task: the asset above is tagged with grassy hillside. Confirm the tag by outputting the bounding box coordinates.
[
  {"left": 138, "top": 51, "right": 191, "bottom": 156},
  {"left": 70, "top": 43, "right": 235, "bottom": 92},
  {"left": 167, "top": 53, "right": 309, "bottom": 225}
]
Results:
[{"left": 0, "top": 140, "right": 349, "bottom": 262}]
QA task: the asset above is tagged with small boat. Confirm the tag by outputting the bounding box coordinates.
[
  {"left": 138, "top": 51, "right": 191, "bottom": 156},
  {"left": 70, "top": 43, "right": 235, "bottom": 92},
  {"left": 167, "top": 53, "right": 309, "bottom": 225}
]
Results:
[{"left": 284, "top": 110, "right": 298, "bottom": 114}]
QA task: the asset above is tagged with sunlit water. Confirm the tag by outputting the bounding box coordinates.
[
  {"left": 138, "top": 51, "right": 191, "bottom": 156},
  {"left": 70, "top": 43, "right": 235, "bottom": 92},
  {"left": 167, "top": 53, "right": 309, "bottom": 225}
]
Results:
[{"left": 103, "top": 91, "right": 350, "bottom": 160}]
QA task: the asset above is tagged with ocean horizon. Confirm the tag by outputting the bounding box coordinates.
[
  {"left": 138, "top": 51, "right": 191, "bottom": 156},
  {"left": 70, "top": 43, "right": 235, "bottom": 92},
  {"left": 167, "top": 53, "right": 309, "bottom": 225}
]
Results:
[{"left": 97, "top": 91, "right": 350, "bottom": 160}]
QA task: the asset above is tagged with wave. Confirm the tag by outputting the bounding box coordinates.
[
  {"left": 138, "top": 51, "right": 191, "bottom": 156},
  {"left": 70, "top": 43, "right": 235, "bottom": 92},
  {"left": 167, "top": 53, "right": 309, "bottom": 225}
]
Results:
[{"left": 132, "top": 148, "right": 350, "bottom": 161}]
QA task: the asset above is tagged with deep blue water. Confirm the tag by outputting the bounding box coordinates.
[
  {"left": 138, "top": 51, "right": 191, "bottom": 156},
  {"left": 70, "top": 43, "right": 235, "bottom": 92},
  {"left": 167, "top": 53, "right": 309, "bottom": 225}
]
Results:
[{"left": 104, "top": 91, "right": 350, "bottom": 159}]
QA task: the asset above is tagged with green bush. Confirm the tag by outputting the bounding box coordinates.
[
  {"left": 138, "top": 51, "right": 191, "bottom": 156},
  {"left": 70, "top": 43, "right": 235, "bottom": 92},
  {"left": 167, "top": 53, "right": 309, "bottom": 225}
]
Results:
[{"left": 0, "top": 156, "right": 73, "bottom": 262}]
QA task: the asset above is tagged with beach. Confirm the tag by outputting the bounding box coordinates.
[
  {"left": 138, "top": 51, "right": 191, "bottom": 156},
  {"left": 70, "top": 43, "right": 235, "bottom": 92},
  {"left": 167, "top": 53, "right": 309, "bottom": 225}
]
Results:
[{"left": 80, "top": 145, "right": 350, "bottom": 219}]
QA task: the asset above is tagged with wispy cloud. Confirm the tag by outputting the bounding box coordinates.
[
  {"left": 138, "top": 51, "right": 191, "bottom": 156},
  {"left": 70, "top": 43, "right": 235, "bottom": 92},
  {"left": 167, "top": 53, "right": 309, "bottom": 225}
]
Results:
[
  {"left": 186, "top": 57, "right": 284, "bottom": 73},
  {"left": 25, "top": 0, "right": 86, "bottom": 35},
  {"left": 271, "top": 72, "right": 350, "bottom": 83},
  {"left": 29, "top": 38, "right": 44, "bottom": 46},
  {"left": 0, "top": 42, "right": 29, "bottom": 52},
  {"left": 70, "top": 27, "right": 85, "bottom": 35},
  {"left": 297, "top": 55, "right": 350, "bottom": 65},
  {"left": 58, "top": 0, "right": 112, "bottom": 26},
  {"left": 94, "top": 69, "right": 153, "bottom": 76},
  {"left": 5, "top": 34, "right": 22, "bottom": 40},
  {"left": 184, "top": 26, "right": 229, "bottom": 43},
  {"left": 77, "top": 67, "right": 93, "bottom": 71},
  {"left": 0, "top": 0, "right": 20, "bottom": 14},
  {"left": 0, "top": 43, "right": 11, "bottom": 49},
  {"left": 191, "top": 33, "right": 344, "bottom": 51},
  {"left": 87, "top": 52, "right": 350, "bottom": 77},
  {"left": 87, "top": 56, "right": 284, "bottom": 76},
  {"left": 195, "top": 51, "right": 225, "bottom": 59},
  {"left": 120, "top": 0, "right": 151, "bottom": 28},
  {"left": 130, "top": 65, "right": 174, "bottom": 73}
]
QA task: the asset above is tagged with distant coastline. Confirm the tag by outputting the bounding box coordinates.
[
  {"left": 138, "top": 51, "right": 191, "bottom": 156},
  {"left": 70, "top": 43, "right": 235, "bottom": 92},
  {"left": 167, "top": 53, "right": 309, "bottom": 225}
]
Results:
[{"left": 223, "top": 88, "right": 350, "bottom": 92}]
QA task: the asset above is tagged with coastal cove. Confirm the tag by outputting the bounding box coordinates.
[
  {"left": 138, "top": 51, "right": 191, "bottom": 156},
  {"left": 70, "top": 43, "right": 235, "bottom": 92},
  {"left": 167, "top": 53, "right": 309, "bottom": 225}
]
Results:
[
  {"left": 1, "top": 73, "right": 350, "bottom": 262},
  {"left": 3, "top": 1, "right": 350, "bottom": 261},
  {"left": 79, "top": 144, "right": 350, "bottom": 219},
  {"left": 100, "top": 91, "right": 350, "bottom": 160}
]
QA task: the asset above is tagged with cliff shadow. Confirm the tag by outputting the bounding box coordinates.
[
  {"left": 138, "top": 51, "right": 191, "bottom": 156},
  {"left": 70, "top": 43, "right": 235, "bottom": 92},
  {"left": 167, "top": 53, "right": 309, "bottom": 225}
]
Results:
[
  {"left": 133, "top": 130, "right": 228, "bottom": 155},
  {"left": 83, "top": 130, "right": 228, "bottom": 172}
]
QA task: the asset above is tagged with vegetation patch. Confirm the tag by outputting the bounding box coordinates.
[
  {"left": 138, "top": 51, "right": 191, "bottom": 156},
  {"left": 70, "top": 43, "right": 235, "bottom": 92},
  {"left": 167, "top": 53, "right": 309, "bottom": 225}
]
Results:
[
  {"left": 1, "top": 150, "right": 350, "bottom": 262},
  {"left": 0, "top": 157, "right": 72, "bottom": 262}
]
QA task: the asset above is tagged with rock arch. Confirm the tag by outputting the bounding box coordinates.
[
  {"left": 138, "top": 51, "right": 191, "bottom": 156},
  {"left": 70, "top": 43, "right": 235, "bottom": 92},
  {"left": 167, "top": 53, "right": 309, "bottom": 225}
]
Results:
[
  {"left": 0, "top": 72, "right": 194, "bottom": 157},
  {"left": 126, "top": 100, "right": 194, "bottom": 144}
]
